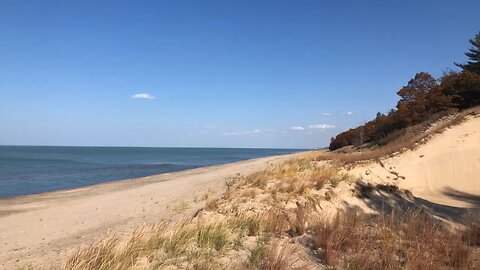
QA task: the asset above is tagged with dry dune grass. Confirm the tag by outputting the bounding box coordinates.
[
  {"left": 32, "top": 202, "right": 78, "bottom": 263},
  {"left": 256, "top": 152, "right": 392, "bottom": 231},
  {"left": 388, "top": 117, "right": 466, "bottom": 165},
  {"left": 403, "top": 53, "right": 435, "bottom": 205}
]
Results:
[
  {"left": 65, "top": 217, "right": 241, "bottom": 270},
  {"left": 58, "top": 159, "right": 342, "bottom": 269},
  {"left": 65, "top": 234, "right": 120, "bottom": 270},
  {"left": 256, "top": 239, "right": 306, "bottom": 270},
  {"left": 57, "top": 154, "right": 480, "bottom": 270},
  {"left": 62, "top": 213, "right": 309, "bottom": 270},
  {"left": 311, "top": 209, "right": 477, "bottom": 269},
  {"left": 462, "top": 212, "right": 480, "bottom": 246},
  {"left": 241, "top": 158, "right": 351, "bottom": 197}
]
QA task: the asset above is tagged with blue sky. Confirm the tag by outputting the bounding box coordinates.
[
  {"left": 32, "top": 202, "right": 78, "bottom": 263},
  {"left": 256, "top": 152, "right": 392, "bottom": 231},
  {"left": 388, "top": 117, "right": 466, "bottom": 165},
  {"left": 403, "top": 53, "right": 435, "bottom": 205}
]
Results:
[{"left": 0, "top": 1, "right": 478, "bottom": 148}]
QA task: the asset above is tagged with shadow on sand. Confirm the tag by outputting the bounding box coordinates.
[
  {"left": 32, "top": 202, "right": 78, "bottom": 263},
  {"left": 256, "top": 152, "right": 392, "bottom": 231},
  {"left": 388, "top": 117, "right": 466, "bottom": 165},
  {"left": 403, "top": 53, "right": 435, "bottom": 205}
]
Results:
[
  {"left": 441, "top": 187, "right": 480, "bottom": 208},
  {"left": 349, "top": 181, "right": 479, "bottom": 225}
]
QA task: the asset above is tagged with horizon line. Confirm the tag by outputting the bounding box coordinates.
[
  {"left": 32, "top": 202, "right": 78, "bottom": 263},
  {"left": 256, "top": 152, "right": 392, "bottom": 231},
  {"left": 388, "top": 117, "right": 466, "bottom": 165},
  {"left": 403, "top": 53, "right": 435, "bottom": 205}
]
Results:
[{"left": 0, "top": 144, "right": 311, "bottom": 150}]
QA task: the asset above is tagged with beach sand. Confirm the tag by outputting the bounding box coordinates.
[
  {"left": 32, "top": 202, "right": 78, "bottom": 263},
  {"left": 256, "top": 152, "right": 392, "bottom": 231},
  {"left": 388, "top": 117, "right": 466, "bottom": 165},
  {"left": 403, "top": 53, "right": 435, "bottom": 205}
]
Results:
[{"left": 0, "top": 153, "right": 298, "bottom": 269}]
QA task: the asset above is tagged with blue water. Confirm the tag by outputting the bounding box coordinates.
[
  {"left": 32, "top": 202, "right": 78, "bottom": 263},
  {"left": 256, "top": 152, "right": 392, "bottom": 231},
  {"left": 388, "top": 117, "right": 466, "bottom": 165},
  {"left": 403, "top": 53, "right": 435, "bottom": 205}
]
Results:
[{"left": 0, "top": 146, "right": 301, "bottom": 199}]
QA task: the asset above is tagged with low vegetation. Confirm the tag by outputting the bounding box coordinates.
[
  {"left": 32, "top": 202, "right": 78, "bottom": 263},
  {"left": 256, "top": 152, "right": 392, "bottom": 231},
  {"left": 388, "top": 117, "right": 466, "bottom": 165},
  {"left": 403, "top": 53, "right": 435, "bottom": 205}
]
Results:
[
  {"left": 311, "top": 209, "right": 476, "bottom": 269},
  {"left": 169, "top": 201, "right": 191, "bottom": 215},
  {"left": 58, "top": 155, "right": 480, "bottom": 270}
]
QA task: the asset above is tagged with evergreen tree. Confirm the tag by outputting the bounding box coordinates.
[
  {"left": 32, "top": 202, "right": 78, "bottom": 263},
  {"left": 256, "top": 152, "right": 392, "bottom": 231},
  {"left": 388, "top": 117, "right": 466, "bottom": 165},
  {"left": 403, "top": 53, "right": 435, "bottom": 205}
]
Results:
[{"left": 455, "top": 32, "right": 480, "bottom": 75}]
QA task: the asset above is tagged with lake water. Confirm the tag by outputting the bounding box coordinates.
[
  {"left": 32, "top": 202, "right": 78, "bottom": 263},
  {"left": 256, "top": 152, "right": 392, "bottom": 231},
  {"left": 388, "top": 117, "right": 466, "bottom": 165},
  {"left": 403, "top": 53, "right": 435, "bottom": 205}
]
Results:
[{"left": 0, "top": 146, "right": 301, "bottom": 198}]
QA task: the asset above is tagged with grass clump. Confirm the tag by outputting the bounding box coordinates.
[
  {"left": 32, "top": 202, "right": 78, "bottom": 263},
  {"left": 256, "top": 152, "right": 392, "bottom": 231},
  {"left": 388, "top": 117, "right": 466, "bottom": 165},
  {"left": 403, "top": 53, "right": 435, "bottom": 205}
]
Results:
[
  {"left": 259, "top": 240, "right": 306, "bottom": 270},
  {"left": 229, "top": 214, "right": 266, "bottom": 237},
  {"left": 204, "top": 198, "right": 220, "bottom": 211},
  {"left": 248, "top": 234, "right": 271, "bottom": 267},
  {"left": 310, "top": 208, "right": 477, "bottom": 269},
  {"left": 64, "top": 234, "right": 118, "bottom": 270},
  {"left": 196, "top": 223, "right": 230, "bottom": 251},
  {"left": 170, "top": 200, "right": 190, "bottom": 214}
]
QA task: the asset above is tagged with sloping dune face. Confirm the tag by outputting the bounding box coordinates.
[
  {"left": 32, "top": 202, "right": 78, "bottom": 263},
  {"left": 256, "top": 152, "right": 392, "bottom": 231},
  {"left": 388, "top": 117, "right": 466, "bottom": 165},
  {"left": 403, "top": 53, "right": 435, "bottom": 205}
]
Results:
[{"left": 393, "top": 115, "right": 480, "bottom": 207}]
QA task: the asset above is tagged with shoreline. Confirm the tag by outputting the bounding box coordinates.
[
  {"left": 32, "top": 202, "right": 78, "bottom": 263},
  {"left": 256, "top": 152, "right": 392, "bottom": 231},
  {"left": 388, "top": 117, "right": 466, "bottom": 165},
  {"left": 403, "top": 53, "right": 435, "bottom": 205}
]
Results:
[
  {"left": 0, "top": 145, "right": 308, "bottom": 203},
  {"left": 0, "top": 152, "right": 303, "bottom": 269},
  {"left": 0, "top": 150, "right": 304, "bottom": 204}
]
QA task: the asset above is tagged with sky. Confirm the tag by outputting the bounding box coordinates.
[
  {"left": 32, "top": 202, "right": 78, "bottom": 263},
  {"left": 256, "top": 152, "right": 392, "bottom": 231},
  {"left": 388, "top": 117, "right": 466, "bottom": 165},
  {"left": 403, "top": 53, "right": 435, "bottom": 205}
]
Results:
[{"left": 0, "top": 1, "right": 479, "bottom": 149}]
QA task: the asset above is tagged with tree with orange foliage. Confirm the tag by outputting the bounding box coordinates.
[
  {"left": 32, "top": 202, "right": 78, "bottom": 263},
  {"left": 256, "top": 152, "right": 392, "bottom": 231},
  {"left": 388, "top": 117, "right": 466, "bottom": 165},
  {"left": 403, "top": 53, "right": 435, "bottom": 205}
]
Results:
[{"left": 396, "top": 72, "right": 437, "bottom": 124}]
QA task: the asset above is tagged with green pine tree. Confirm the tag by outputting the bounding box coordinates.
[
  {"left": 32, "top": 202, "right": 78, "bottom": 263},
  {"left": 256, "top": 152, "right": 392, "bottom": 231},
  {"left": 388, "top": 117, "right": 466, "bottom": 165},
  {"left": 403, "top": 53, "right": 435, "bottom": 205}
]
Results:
[{"left": 455, "top": 32, "right": 480, "bottom": 75}]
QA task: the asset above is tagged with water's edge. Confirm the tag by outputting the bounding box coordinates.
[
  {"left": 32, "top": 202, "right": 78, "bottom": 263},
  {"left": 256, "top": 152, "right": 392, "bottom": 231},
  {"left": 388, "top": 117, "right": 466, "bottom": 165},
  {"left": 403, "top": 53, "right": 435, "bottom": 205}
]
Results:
[{"left": 0, "top": 146, "right": 304, "bottom": 200}]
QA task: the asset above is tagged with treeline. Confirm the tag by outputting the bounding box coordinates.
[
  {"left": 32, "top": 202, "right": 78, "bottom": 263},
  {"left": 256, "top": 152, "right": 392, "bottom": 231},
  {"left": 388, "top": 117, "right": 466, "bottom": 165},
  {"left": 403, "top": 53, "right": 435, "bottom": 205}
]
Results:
[{"left": 329, "top": 32, "right": 480, "bottom": 151}]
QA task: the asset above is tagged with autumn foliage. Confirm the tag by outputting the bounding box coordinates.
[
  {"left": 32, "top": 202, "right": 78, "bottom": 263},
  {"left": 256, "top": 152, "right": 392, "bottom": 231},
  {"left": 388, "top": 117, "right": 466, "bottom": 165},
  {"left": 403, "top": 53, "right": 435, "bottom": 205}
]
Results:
[{"left": 330, "top": 32, "right": 480, "bottom": 151}]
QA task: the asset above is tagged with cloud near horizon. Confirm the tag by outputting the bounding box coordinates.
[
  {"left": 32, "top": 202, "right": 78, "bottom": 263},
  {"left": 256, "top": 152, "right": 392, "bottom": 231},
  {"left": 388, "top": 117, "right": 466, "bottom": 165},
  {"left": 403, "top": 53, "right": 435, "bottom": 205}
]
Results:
[
  {"left": 308, "top": 124, "right": 336, "bottom": 129},
  {"left": 290, "top": 126, "right": 305, "bottom": 131},
  {"left": 322, "top": 112, "right": 332, "bottom": 116},
  {"left": 132, "top": 93, "right": 155, "bottom": 100},
  {"left": 345, "top": 111, "right": 353, "bottom": 115},
  {"left": 221, "top": 129, "right": 263, "bottom": 136}
]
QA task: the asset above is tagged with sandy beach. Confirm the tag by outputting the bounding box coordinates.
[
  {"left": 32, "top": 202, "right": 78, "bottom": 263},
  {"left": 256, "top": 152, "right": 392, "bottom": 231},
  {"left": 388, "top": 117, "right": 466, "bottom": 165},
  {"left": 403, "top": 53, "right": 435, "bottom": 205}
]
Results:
[{"left": 0, "top": 153, "right": 299, "bottom": 269}]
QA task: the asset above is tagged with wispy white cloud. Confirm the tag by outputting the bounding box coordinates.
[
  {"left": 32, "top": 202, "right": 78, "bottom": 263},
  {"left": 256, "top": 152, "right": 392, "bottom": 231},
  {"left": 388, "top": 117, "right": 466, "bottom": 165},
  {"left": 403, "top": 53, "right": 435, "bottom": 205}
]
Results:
[
  {"left": 132, "top": 93, "right": 155, "bottom": 100},
  {"left": 219, "top": 128, "right": 283, "bottom": 136},
  {"left": 322, "top": 112, "right": 332, "bottom": 116},
  {"left": 221, "top": 129, "right": 263, "bottom": 136},
  {"left": 308, "top": 124, "right": 336, "bottom": 129},
  {"left": 345, "top": 111, "right": 353, "bottom": 115},
  {"left": 290, "top": 126, "right": 305, "bottom": 131}
]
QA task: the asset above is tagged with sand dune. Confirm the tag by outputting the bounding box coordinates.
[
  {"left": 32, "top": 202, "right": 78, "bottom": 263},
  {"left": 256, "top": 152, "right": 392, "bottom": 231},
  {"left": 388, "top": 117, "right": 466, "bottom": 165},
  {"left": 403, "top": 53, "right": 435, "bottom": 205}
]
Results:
[{"left": 352, "top": 114, "right": 480, "bottom": 208}]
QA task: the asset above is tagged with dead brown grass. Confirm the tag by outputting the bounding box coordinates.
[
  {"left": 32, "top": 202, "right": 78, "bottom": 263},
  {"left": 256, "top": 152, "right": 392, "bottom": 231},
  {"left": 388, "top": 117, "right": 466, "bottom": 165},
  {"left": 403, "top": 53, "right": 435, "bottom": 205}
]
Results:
[
  {"left": 257, "top": 240, "right": 306, "bottom": 270},
  {"left": 462, "top": 211, "right": 480, "bottom": 246},
  {"left": 310, "top": 208, "right": 477, "bottom": 269},
  {"left": 204, "top": 198, "right": 220, "bottom": 211}
]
